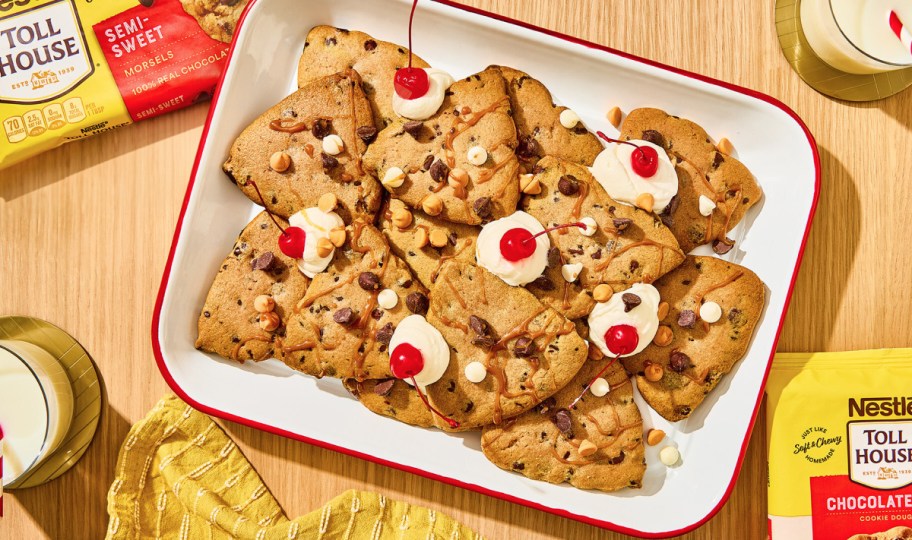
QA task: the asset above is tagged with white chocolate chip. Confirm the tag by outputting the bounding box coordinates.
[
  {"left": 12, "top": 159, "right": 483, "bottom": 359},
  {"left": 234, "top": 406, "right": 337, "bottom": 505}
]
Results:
[
  {"left": 698, "top": 195, "right": 717, "bottom": 217},
  {"left": 559, "top": 109, "right": 580, "bottom": 129},
  {"left": 464, "top": 361, "right": 487, "bottom": 383},
  {"left": 377, "top": 289, "right": 399, "bottom": 310},
  {"left": 467, "top": 146, "right": 488, "bottom": 166},
  {"left": 580, "top": 217, "right": 598, "bottom": 237},
  {"left": 590, "top": 377, "right": 610, "bottom": 397},
  {"left": 699, "top": 301, "right": 722, "bottom": 323},
  {"left": 561, "top": 263, "right": 583, "bottom": 283},
  {"left": 382, "top": 167, "right": 406, "bottom": 188},
  {"left": 322, "top": 134, "right": 345, "bottom": 156},
  {"left": 659, "top": 446, "right": 681, "bottom": 467}
]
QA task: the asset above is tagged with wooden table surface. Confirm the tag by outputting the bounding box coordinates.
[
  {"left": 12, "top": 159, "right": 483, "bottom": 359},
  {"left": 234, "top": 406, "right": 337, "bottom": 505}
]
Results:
[{"left": 2, "top": 0, "right": 911, "bottom": 538}]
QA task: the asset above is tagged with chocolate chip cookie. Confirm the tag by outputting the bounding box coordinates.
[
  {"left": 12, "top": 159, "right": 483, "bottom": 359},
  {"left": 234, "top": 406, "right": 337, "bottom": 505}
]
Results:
[
  {"left": 180, "top": 0, "right": 250, "bottom": 43},
  {"left": 619, "top": 107, "right": 762, "bottom": 253},
  {"left": 297, "top": 26, "right": 430, "bottom": 128},
  {"left": 223, "top": 70, "right": 380, "bottom": 222},
  {"left": 849, "top": 527, "right": 912, "bottom": 540},
  {"left": 343, "top": 378, "right": 436, "bottom": 428},
  {"left": 363, "top": 67, "right": 521, "bottom": 225},
  {"left": 196, "top": 211, "right": 309, "bottom": 362},
  {"left": 482, "top": 357, "right": 645, "bottom": 491},
  {"left": 621, "top": 256, "right": 765, "bottom": 422}
]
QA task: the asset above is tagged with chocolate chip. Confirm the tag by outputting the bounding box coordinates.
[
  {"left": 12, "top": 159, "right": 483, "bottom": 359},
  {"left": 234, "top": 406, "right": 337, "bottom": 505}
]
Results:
[
  {"left": 612, "top": 218, "right": 632, "bottom": 232},
  {"left": 203, "top": 310, "right": 210, "bottom": 318},
  {"left": 356, "top": 126, "right": 377, "bottom": 144},
  {"left": 677, "top": 406, "right": 692, "bottom": 417},
  {"left": 473, "top": 197, "right": 493, "bottom": 219},
  {"left": 405, "top": 292, "right": 429, "bottom": 316},
  {"left": 712, "top": 151, "right": 725, "bottom": 169},
  {"left": 364, "top": 39, "right": 378, "bottom": 51},
  {"left": 472, "top": 335, "right": 497, "bottom": 349},
  {"left": 468, "top": 315, "right": 490, "bottom": 336},
  {"left": 592, "top": 249, "right": 602, "bottom": 260},
  {"left": 447, "top": 232, "right": 458, "bottom": 246},
  {"left": 551, "top": 408, "right": 573, "bottom": 437},
  {"left": 403, "top": 121, "right": 423, "bottom": 138},
  {"left": 333, "top": 307, "right": 356, "bottom": 325},
  {"left": 678, "top": 309, "right": 697, "bottom": 328},
  {"left": 513, "top": 337, "right": 536, "bottom": 358},
  {"left": 512, "top": 461, "right": 525, "bottom": 471},
  {"left": 606, "top": 451, "right": 626, "bottom": 465},
  {"left": 516, "top": 135, "right": 539, "bottom": 160},
  {"left": 371, "top": 308, "right": 383, "bottom": 320},
  {"left": 557, "top": 175, "right": 580, "bottom": 196},
  {"left": 728, "top": 308, "right": 743, "bottom": 323},
  {"left": 531, "top": 164, "right": 545, "bottom": 175},
  {"left": 375, "top": 323, "right": 394, "bottom": 345},
  {"left": 324, "top": 37, "right": 337, "bottom": 46},
  {"left": 233, "top": 246, "right": 242, "bottom": 256},
  {"left": 401, "top": 279, "right": 413, "bottom": 288},
  {"left": 641, "top": 130, "right": 665, "bottom": 148},
  {"left": 321, "top": 152, "right": 339, "bottom": 170},
  {"left": 712, "top": 238, "right": 735, "bottom": 255},
  {"left": 373, "top": 379, "right": 395, "bottom": 396},
  {"left": 669, "top": 351, "right": 690, "bottom": 373},
  {"left": 547, "top": 247, "right": 561, "bottom": 268},
  {"left": 358, "top": 272, "right": 381, "bottom": 291},
  {"left": 311, "top": 118, "right": 332, "bottom": 139},
  {"left": 629, "top": 260, "right": 639, "bottom": 272},
  {"left": 529, "top": 275, "right": 555, "bottom": 291},
  {"left": 251, "top": 251, "right": 275, "bottom": 271},
  {"left": 535, "top": 397, "right": 557, "bottom": 414},
  {"left": 429, "top": 159, "right": 449, "bottom": 183},
  {"left": 622, "top": 293, "right": 641, "bottom": 312},
  {"left": 422, "top": 154, "right": 435, "bottom": 171}
]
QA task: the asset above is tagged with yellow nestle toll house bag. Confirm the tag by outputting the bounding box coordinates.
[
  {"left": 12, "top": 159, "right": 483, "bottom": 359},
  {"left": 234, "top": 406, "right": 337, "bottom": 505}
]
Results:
[
  {"left": 767, "top": 349, "right": 912, "bottom": 540},
  {"left": 0, "top": 0, "right": 232, "bottom": 170}
]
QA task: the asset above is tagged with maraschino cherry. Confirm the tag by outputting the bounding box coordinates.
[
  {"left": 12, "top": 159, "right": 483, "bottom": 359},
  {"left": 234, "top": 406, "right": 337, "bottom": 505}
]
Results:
[
  {"left": 393, "top": 0, "right": 430, "bottom": 100},
  {"left": 248, "top": 180, "right": 306, "bottom": 259},
  {"left": 389, "top": 343, "right": 460, "bottom": 428},
  {"left": 597, "top": 131, "right": 659, "bottom": 178},
  {"left": 499, "top": 222, "right": 585, "bottom": 262},
  {"left": 603, "top": 323, "right": 639, "bottom": 356}
]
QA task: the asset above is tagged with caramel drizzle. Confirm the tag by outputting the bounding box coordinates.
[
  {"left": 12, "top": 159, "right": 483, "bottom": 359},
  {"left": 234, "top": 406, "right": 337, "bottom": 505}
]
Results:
[
  {"left": 670, "top": 150, "right": 741, "bottom": 244},
  {"left": 694, "top": 270, "right": 744, "bottom": 306},
  {"left": 442, "top": 277, "right": 467, "bottom": 309},
  {"left": 476, "top": 265, "right": 488, "bottom": 305},
  {"left": 475, "top": 156, "right": 513, "bottom": 184},
  {"left": 548, "top": 391, "right": 642, "bottom": 466},
  {"left": 444, "top": 96, "right": 510, "bottom": 168},
  {"left": 434, "top": 311, "right": 469, "bottom": 333},
  {"left": 593, "top": 239, "right": 677, "bottom": 275},
  {"left": 429, "top": 238, "right": 474, "bottom": 284},
  {"left": 561, "top": 280, "right": 572, "bottom": 310},
  {"left": 230, "top": 333, "right": 273, "bottom": 362},
  {"left": 297, "top": 273, "right": 356, "bottom": 312},
  {"left": 267, "top": 115, "right": 333, "bottom": 133},
  {"left": 348, "top": 80, "right": 365, "bottom": 176}
]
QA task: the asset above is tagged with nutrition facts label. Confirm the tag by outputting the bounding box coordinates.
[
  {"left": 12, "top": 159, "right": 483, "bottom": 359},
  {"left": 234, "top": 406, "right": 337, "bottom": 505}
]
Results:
[{"left": 4, "top": 98, "right": 87, "bottom": 143}]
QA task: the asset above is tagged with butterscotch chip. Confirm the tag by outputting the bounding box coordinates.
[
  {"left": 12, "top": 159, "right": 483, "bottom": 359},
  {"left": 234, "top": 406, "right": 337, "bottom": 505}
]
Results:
[
  {"left": 607, "top": 106, "right": 623, "bottom": 129},
  {"left": 329, "top": 227, "right": 346, "bottom": 247},
  {"left": 646, "top": 429, "right": 666, "bottom": 446},
  {"left": 258, "top": 311, "right": 280, "bottom": 332},
  {"left": 448, "top": 167, "right": 469, "bottom": 187},
  {"left": 644, "top": 363, "right": 664, "bottom": 382},
  {"left": 429, "top": 229, "right": 448, "bottom": 248},
  {"left": 253, "top": 295, "right": 275, "bottom": 313},
  {"left": 636, "top": 192, "right": 654, "bottom": 213},
  {"left": 422, "top": 193, "right": 444, "bottom": 216},
  {"left": 657, "top": 301, "right": 670, "bottom": 320},
  {"left": 653, "top": 325, "right": 673, "bottom": 347},
  {"left": 318, "top": 192, "right": 338, "bottom": 213},
  {"left": 717, "top": 137, "right": 734, "bottom": 155},
  {"left": 578, "top": 439, "right": 598, "bottom": 457},
  {"left": 588, "top": 343, "right": 604, "bottom": 360},
  {"left": 593, "top": 284, "right": 613, "bottom": 303},
  {"left": 519, "top": 173, "right": 541, "bottom": 195},
  {"left": 414, "top": 227, "right": 429, "bottom": 248},
  {"left": 269, "top": 151, "right": 291, "bottom": 172},
  {"left": 316, "top": 237, "right": 334, "bottom": 258},
  {"left": 391, "top": 208, "right": 413, "bottom": 229}
]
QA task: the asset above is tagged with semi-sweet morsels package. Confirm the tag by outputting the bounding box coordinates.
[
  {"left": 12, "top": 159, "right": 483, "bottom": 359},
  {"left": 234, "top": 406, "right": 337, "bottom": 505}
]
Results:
[
  {"left": 768, "top": 349, "right": 912, "bottom": 540},
  {"left": 0, "top": 0, "right": 249, "bottom": 170}
]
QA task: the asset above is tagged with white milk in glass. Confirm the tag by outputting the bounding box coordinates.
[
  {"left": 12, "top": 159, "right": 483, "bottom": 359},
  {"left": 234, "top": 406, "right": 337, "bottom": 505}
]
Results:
[
  {"left": 0, "top": 341, "right": 74, "bottom": 487},
  {"left": 801, "top": 0, "right": 912, "bottom": 73}
]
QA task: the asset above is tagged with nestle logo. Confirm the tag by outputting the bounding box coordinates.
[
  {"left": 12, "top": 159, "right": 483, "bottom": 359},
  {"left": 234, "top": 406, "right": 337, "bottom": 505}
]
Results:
[{"left": 849, "top": 397, "right": 912, "bottom": 417}]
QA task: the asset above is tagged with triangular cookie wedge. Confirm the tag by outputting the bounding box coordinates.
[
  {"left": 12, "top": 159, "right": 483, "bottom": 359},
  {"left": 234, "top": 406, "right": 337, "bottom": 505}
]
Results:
[
  {"left": 196, "top": 212, "right": 310, "bottom": 362},
  {"left": 423, "top": 260, "right": 588, "bottom": 430},
  {"left": 493, "top": 66, "right": 603, "bottom": 171},
  {"left": 297, "top": 26, "right": 431, "bottom": 128},
  {"left": 521, "top": 157, "right": 685, "bottom": 315},
  {"left": 363, "top": 67, "right": 521, "bottom": 225},
  {"left": 482, "top": 358, "right": 646, "bottom": 491},
  {"left": 343, "top": 378, "right": 437, "bottom": 429},
  {"left": 619, "top": 107, "right": 762, "bottom": 253},
  {"left": 621, "top": 255, "right": 765, "bottom": 422},
  {"left": 223, "top": 70, "right": 381, "bottom": 222},
  {"left": 280, "top": 221, "right": 427, "bottom": 380}
]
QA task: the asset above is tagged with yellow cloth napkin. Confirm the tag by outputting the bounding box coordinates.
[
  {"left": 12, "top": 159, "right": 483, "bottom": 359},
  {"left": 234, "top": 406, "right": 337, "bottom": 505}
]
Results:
[{"left": 106, "top": 394, "right": 482, "bottom": 539}]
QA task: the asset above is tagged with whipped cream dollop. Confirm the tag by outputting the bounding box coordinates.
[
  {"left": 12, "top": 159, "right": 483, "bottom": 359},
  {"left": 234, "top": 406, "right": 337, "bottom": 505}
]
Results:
[
  {"left": 589, "top": 140, "right": 678, "bottom": 213},
  {"left": 289, "top": 207, "right": 343, "bottom": 278},
  {"left": 476, "top": 211, "right": 549, "bottom": 286},
  {"left": 588, "top": 283, "right": 661, "bottom": 358},
  {"left": 392, "top": 68, "right": 455, "bottom": 121},
  {"left": 389, "top": 315, "right": 450, "bottom": 387}
]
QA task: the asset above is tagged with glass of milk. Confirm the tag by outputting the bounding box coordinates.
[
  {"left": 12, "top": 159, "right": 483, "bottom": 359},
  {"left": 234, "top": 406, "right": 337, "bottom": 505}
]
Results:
[
  {"left": 801, "top": 0, "right": 912, "bottom": 74},
  {"left": 0, "top": 340, "right": 74, "bottom": 487}
]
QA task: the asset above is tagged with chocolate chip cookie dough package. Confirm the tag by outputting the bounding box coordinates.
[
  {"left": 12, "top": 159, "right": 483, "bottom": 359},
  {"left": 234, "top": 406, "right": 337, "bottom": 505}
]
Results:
[
  {"left": 0, "top": 0, "right": 248, "bottom": 170},
  {"left": 767, "top": 349, "right": 912, "bottom": 540}
]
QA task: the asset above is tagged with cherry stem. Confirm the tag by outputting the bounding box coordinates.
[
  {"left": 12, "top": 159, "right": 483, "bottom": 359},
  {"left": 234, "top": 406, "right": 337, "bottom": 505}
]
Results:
[
  {"left": 407, "top": 0, "right": 419, "bottom": 69},
  {"left": 410, "top": 376, "right": 460, "bottom": 429},
  {"left": 247, "top": 180, "right": 287, "bottom": 235},
  {"left": 596, "top": 131, "right": 641, "bottom": 150},
  {"left": 523, "top": 222, "right": 585, "bottom": 244},
  {"left": 569, "top": 354, "right": 620, "bottom": 410}
]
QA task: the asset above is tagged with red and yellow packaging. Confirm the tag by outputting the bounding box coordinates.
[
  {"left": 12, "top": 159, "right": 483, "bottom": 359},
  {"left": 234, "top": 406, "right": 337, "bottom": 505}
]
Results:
[
  {"left": 0, "top": 0, "right": 233, "bottom": 169},
  {"left": 768, "top": 349, "right": 912, "bottom": 539}
]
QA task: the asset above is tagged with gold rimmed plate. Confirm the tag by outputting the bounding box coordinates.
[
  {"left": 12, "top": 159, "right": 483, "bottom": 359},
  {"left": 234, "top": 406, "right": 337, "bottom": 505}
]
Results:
[{"left": 0, "top": 316, "right": 102, "bottom": 489}]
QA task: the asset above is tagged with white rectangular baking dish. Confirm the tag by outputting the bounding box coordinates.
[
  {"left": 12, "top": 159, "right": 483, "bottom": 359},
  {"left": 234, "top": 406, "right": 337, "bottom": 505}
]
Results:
[{"left": 152, "top": 0, "right": 819, "bottom": 536}]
